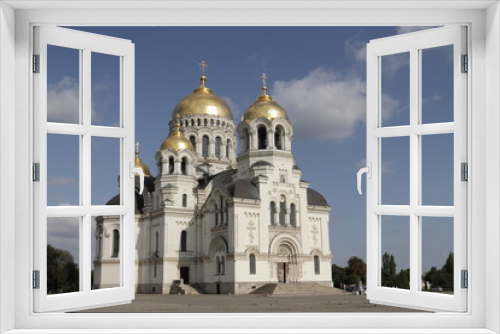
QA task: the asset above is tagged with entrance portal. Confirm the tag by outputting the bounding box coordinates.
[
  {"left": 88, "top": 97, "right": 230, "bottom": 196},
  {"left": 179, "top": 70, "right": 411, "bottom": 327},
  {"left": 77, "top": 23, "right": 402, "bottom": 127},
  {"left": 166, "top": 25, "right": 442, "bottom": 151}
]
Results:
[
  {"left": 180, "top": 267, "right": 190, "bottom": 284},
  {"left": 277, "top": 262, "right": 290, "bottom": 283}
]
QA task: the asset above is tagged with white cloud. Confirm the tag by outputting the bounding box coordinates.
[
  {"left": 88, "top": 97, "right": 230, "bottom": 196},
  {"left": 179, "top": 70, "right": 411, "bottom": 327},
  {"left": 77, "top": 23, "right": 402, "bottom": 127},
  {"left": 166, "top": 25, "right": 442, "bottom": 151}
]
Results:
[
  {"left": 352, "top": 159, "right": 394, "bottom": 175},
  {"left": 344, "top": 38, "right": 366, "bottom": 63},
  {"left": 48, "top": 176, "right": 75, "bottom": 187},
  {"left": 272, "top": 68, "right": 399, "bottom": 141},
  {"left": 382, "top": 53, "right": 410, "bottom": 79},
  {"left": 47, "top": 76, "right": 101, "bottom": 124},
  {"left": 396, "top": 26, "right": 434, "bottom": 35},
  {"left": 47, "top": 217, "right": 80, "bottom": 264}
]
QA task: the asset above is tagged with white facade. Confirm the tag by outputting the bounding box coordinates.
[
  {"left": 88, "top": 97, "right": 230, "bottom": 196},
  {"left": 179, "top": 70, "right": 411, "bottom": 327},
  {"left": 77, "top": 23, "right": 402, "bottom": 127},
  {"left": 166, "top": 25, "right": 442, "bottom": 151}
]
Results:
[{"left": 93, "top": 77, "right": 332, "bottom": 294}]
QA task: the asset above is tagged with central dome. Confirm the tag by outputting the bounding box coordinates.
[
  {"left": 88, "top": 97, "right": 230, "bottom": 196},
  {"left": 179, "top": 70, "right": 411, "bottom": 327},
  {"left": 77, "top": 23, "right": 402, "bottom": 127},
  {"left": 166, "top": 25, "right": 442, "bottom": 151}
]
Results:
[{"left": 172, "top": 76, "right": 233, "bottom": 120}]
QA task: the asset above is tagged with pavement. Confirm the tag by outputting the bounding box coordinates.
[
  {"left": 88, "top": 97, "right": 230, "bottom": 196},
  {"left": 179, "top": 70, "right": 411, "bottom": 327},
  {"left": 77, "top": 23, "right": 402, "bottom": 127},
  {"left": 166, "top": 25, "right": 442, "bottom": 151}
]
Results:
[{"left": 76, "top": 292, "right": 428, "bottom": 313}]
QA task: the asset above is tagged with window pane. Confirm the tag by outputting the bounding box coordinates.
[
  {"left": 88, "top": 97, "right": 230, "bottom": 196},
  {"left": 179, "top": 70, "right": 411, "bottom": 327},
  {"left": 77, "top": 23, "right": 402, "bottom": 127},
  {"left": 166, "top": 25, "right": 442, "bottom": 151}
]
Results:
[
  {"left": 381, "top": 136, "right": 410, "bottom": 205},
  {"left": 47, "top": 134, "right": 80, "bottom": 206},
  {"left": 91, "top": 137, "right": 121, "bottom": 206},
  {"left": 47, "top": 45, "right": 80, "bottom": 124},
  {"left": 421, "top": 134, "right": 454, "bottom": 206},
  {"left": 381, "top": 215, "right": 410, "bottom": 290},
  {"left": 421, "top": 217, "right": 454, "bottom": 294},
  {"left": 47, "top": 217, "right": 81, "bottom": 294},
  {"left": 91, "top": 52, "right": 121, "bottom": 127},
  {"left": 92, "top": 215, "right": 122, "bottom": 290},
  {"left": 421, "top": 45, "right": 454, "bottom": 124},
  {"left": 381, "top": 52, "right": 410, "bottom": 127}
]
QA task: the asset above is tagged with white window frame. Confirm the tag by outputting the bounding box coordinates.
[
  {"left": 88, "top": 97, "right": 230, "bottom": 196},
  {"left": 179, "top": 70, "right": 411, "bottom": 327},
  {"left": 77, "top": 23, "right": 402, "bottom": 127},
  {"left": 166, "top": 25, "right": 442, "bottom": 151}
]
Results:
[{"left": 0, "top": 1, "right": 499, "bottom": 333}]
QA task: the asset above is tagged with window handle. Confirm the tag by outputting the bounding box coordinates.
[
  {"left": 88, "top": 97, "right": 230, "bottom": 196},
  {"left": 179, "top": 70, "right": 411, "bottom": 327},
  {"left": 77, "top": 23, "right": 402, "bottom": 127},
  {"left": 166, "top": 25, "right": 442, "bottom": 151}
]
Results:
[
  {"left": 130, "top": 162, "right": 145, "bottom": 195},
  {"left": 357, "top": 161, "right": 372, "bottom": 195}
]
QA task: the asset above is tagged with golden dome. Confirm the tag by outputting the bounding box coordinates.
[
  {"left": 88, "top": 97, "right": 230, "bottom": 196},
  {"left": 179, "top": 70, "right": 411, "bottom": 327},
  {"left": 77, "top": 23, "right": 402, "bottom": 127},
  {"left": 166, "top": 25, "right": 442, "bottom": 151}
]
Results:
[
  {"left": 160, "top": 115, "right": 196, "bottom": 152},
  {"left": 172, "top": 75, "right": 233, "bottom": 120},
  {"left": 134, "top": 142, "right": 151, "bottom": 176},
  {"left": 242, "top": 74, "right": 288, "bottom": 122}
]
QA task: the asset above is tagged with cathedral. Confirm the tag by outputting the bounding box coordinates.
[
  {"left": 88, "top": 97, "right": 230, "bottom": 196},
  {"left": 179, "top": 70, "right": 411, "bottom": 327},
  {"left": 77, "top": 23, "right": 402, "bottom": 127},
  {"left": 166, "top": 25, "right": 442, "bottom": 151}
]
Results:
[{"left": 93, "top": 67, "right": 333, "bottom": 294}]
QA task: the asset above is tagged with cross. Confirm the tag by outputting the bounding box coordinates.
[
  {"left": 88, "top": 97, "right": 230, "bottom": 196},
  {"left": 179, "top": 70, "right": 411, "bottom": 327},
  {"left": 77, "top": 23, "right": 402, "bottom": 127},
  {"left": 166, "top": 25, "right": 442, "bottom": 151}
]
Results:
[
  {"left": 311, "top": 224, "right": 319, "bottom": 245},
  {"left": 261, "top": 73, "right": 267, "bottom": 87},
  {"left": 135, "top": 142, "right": 140, "bottom": 155},
  {"left": 199, "top": 60, "right": 208, "bottom": 76},
  {"left": 247, "top": 221, "right": 256, "bottom": 243}
]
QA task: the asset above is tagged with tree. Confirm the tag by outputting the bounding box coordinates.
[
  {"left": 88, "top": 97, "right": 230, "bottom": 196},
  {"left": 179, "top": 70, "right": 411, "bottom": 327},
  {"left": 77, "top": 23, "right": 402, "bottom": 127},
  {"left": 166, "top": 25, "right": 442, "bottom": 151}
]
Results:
[
  {"left": 396, "top": 268, "right": 410, "bottom": 289},
  {"left": 381, "top": 252, "right": 397, "bottom": 287},
  {"left": 347, "top": 256, "right": 367, "bottom": 284},
  {"left": 47, "top": 244, "right": 79, "bottom": 294}
]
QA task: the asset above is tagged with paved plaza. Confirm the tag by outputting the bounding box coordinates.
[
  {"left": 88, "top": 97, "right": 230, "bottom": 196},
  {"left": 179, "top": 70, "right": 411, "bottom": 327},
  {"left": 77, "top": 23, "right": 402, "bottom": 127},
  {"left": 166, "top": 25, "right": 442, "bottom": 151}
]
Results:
[{"left": 76, "top": 293, "right": 427, "bottom": 313}]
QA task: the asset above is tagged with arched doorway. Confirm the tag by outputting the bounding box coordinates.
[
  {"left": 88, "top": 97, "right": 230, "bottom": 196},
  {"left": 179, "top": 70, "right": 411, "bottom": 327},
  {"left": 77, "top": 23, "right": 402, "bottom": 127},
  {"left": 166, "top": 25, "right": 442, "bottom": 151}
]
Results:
[{"left": 276, "top": 243, "right": 297, "bottom": 283}]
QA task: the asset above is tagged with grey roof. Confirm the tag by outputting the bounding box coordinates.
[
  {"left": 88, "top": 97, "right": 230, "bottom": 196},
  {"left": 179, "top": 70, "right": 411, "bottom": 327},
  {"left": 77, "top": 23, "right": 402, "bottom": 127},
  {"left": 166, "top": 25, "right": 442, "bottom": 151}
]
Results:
[
  {"left": 251, "top": 160, "right": 274, "bottom": 168},
  {"left": 307, "top": 188, "right": 329, "bottom": 206},
  {"left": 106, "top": 193, "right": 143, "bottom": 214},
  {"left": 293, "top": 164, "right": 301, "bottom": 171},
  {"left": 227, "top": 179, "right": 260, "bottom": 200}
]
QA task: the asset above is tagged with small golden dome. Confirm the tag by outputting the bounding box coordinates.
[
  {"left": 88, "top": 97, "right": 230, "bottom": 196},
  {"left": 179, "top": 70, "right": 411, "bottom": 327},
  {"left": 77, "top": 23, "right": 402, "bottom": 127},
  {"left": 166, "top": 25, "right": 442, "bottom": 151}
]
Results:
[
  {"left": 160, "top": 115, "right": 196, "bottom": 152},
  {"left": 172, "top": 70, "right": 233, "bottom": 120},
  {"left": 135, "top": 142, "right": 151, "bottom": 176},
  {"left": 242, "top": 73, "right": 288, "bottom": 122}
]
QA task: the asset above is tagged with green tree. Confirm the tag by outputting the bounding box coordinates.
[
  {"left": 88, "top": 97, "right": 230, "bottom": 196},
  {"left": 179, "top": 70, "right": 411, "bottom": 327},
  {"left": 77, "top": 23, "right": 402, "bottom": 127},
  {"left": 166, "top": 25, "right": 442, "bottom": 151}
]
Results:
[
  {"left": 47, "top": 244, "right": 79, "bottom": 294},
  {"left": 396, "top": 268, "right": 410, "bottom": 289},
  {"left": 423, "top": 252, "right": 454, "bottom": 292},
  {"left": 347, "top": 256, "right": 367, "bottom": 284},
  {"left": 381, "top": 252, "right": 397, "bottom": 287}
]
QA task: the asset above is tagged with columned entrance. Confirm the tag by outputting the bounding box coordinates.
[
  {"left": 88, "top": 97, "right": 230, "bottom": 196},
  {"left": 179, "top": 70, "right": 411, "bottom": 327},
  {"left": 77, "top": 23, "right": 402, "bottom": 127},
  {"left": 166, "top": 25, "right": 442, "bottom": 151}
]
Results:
[
  {"left": 276, "top": 243, "right": 297, "bottom": 283},
  {"left": 277, "top": 262, "right": 290, "bottom": 283}
]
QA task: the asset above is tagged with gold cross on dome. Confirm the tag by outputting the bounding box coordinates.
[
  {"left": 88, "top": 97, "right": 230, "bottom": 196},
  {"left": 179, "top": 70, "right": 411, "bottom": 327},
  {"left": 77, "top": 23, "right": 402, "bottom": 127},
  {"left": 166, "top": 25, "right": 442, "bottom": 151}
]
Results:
[
  {"left": 261, "top": 73, "right": 267, "bottom": 87},
  {"left": 136, "top": 141, "right": 140, "bottom": 153},
  {"left": 199, "top": 60, "right": 208, "bottom": 76}
]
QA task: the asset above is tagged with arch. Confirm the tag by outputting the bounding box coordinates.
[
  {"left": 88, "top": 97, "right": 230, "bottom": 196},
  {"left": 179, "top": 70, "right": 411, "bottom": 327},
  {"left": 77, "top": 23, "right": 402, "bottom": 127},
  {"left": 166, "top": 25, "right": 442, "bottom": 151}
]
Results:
[
  {"left": 314, "top": 255, "right": 320, "bottom": 275},
  {"left": 290, "top": 203, "right": 297, "bottom": 227},
  {"left": 168, "top": 156, "right": 174, "bottom": 174},
  {"left": 270, "top": 202, "right": 276, "bottom": 225},
  {"left": 257, "top": 125, "right": 267, "bottom": 149},
  {"left": 197, "top": 118, "right": 201, "bottom": 126},
  {"left": 275, "top": 125, "right": 285, "bottom": 150},
  {"left": 279, "top": 196, "right": 286, "bottom": 226},
  {"left": 182, "top": 194, "right": 187, "bottom": 207},
  {"left": 215, "top": 136, "right": 222, "bottom": 158},
  {"left": 249, "top": 254, "right": 256, "bottom": 275},
  {"left": 208, "top": 236, "right": 228, "bottom": 257},
  {"left": 202, "top": 135, "right": 209, "bottom": 157},
  {"left": 181, "top": 157, "right": 187, "bottom": 175},
  {"left": 189, "top": 135, "right": 196, "bottom": 148},
  {"left": 269, "top": 233, "right": 302, "bottom": 255},
  {"left": 180, "top": 230, "right": 187, "bottom": 251},
  {"left": 112, "top": 229, "right": 119, "bottom": 257}
]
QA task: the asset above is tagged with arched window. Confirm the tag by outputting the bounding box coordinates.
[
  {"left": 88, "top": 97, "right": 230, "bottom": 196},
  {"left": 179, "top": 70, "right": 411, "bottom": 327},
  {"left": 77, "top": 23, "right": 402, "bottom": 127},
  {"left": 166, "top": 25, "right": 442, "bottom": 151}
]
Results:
[
  {"left": 226, "top": 139, "right": 231, "bottom": 159},
  {"left": 204, "top": 119, "right": 208, "bottom": 126},
  {"left": 210, "top": 119, "right": 214, "bottom": 126},
  {"left": 216, "top": 256, "right": 220, "bottom": 274},
  {"left": 221, "top": 256, "right": 225, "bottom": 275},
  {"left": 249, "top": 254, "right": 256, "bottom": 275},
  {"left": 314, "top": 255, "right": 320, "bottom": 275},
  {"left": 191, "top": 119, "right": 195, "bottom": 126},
  {"left": 202, "top": 135, "right": 209, "bottom": 157},
  {"left": 112, "top": 229, "right": 120, "bottom": 257},
  {"left": 182, "top": 194, "right": 187, "bottom": 207},
  {"left": 257, "top": 125, "right": 267, "bottom": 149},
  {"left": 180, "top": 230, "right": 187, "bottom": 251},
  {"left": 189, "top": 135, "right": 196, "bottom": 148},
  {"left": 243, "top": 128, "right": 250, "bottom": 151},
  {"left": 168, "top": 156, "right": 174, "bottom": 174},
  {"left": 275, "top": 126, "right": 284, "bottom": 150},
  {"left": 181, "top": 157, "right": 187, "bottom": 175},
  {"left": 279, "top": 198, "right": 286, "bottom": 226},
  {"left": 197, "top": 119, "right": 201, "bottom": 126},
  {"left": 215, "top": 137, "right": 221, "bottom": 158},
  {"left": 185, "top": 119, "right": 189, "bottom": 127},
  {"left": 214, "top": 204, "right": 219, "bottom": 226},
  {"left": 270, "top": 202, "right": 276, "bottom": 225},
  {"left": 217, "top": 120, "right": 220, "bottom": 126},
  {"left": 290, "top": 203, "right": 297, "bottom": 227}
]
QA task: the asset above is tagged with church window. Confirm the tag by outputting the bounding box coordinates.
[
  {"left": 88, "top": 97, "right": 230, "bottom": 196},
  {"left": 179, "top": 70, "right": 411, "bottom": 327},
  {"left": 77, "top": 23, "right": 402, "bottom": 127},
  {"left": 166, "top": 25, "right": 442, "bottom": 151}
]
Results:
[
  {"left": 257, "top": 125, "right": 267, "bottom": 149},
  {"left": 221, "top": 256, "right": 225, "bottom": 275},
  {"left": 211, "top": 119, "right": 214, "bottom": 126},
  {"left": 214, "top": 204, "right": 219, "bottom": 226},
  {"left": 290, "top": 204, "right": 297, "bottom": 227},
  {"left": 217, "top": 120, "right": 220, "bottom": 126},
  {"left": 197, "top": 119, "right": 201, "bottom": 126},
  {"left": 249, "top": 254, "right": 256, "bottom": 275},
  {"left": 215, "top": 137, "right": 221, "bottom": 158},
  {"left": 243, "top": 128, "right": 250, "bottom": 151},
  {"left": 279, "top": 198, "right": 286, "bottom": 226},
  {"left": 168, "top": 156, "right": 174, "bottom": 174},
  {"left": 275, "top": 125, "right": 284, "bottom": 150},
  {"left": 189, "top": 135, "right": 196, "bottom": 148},
  {"left": 270, "top": 202, "right": 276, "bottom": 225},
  {"left": 181, "top": 157, "right": 187, "bottom": 175},
  {"left": 184, "top": 119, "right": 188, "bottom": 127},
  {"left": 314, "top": 256, "right": 320, "bottom": 275},
  {"left": 182, "top": 194, "right": 187, "bottom": 207},
  {"left": 226, "top": 139, "right": 231, "bottom": 158},
  {"left": 216, "top": 256, "right": 220, "bottom": 274},
  {"left": 112, "top": 229, "right": 120, "bottom": 258},
  {"left": 191, "top": 119, "right": 195, "bottom": 126},
  {"left": 202, "top": 135, "right": 209, "bottom": 157},
  {"left": 204, "top": 119, "right": 208, "bottom": 126},
  {"left": 180, "top": 231, "right": 187, "bottom": 252}
]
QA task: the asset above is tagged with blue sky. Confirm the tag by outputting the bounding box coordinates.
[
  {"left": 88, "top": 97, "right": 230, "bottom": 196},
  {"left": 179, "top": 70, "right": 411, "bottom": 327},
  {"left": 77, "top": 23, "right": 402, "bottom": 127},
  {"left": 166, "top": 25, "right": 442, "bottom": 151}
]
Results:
[{"left": 47, "top": 26, "right": 454, "bottom": 276}]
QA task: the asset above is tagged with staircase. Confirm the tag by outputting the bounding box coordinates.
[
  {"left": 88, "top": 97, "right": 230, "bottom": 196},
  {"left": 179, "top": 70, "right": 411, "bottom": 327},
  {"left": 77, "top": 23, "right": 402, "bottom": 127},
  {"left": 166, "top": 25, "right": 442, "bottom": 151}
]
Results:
[
  {"left": 252, "top": 283, "right": 345, "bottom": 296},
  {"left": 170, "top": 281, "right": 205, "bottom": 295}
]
